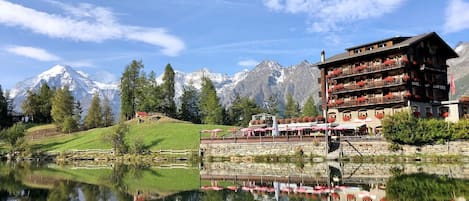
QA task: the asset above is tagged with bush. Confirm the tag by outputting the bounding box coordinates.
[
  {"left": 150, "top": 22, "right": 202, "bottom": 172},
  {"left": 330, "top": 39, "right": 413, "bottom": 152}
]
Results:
[{"left": 382, "top": 111, "right": 466, "bottom": 145}]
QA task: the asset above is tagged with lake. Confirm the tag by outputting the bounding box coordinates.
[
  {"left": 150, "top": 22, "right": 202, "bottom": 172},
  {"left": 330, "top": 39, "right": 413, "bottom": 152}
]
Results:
[{"left": 0, "top": 161, "right": 467, "bottom": 201}]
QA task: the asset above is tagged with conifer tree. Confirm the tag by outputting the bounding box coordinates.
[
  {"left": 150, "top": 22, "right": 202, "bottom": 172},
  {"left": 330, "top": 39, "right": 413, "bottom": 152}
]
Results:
[
  {"left": 38, "top": 83, "right": 54, "bottom": 123},
  {"left": 120, "top": 60, "right": 143, "bottom": 120},
  {"left": 84, "top": 93, "right": 102, "bottom": 129},
  {"left": 51, "top": 86, "right": 75, "bottom": 131},
  {"left": 302, "top": 95, "right": 319, "bottom": 117},
  {"left": 0, "top": 84, "right": 10, "bottom": 128},
  {"left": 161, "top": 63, "right": 176, "bottom": 117},
  {"left": 200, "top": 77, "right": 223, "bottom": 124},
  {"left": 102, "top": 96, "right": 114, "bottom": 127},
  {"left": 21, "top": 90, "right": 39, "bottom": 123},
  {"left": 178, "top": 84, "right": 201, "bottom": 123},
  {"left": 284, "top": 94, "right": 299, "bottom": 118},
  {"left": 229, "top": 95, "right": 262, "bottom": 127}
]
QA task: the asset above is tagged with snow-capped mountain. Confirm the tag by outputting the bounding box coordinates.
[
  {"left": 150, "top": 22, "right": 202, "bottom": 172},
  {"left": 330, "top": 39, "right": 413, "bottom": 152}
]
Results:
[
  {"left": 10, "top": 64, "right": 120, "bottom": 116},
  {"left": 9, "top": 61, "right": 321, "bottom": 117},
  {"left": 155, "top": 68, "right": 250, "bottom": 100},
  {"left": 220, "top": 60, "right": 320, "bottom": 108}
]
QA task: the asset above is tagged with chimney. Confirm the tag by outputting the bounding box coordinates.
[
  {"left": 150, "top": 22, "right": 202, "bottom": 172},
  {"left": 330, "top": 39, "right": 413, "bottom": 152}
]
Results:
[{"left": 320, "top": 50, "right": 325, "bottom": 63}]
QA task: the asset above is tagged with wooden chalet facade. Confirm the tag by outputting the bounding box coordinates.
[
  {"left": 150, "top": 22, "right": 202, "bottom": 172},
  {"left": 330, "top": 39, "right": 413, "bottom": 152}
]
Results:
[{"left": 317, "top": 32, "right": 460, "bottom": 132}]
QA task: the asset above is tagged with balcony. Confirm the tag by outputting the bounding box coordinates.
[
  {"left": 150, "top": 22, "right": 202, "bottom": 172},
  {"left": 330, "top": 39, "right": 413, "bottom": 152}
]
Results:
[
  {"left": 330, "top": 78, "right": 407, "bottom": 95},
  {"left": 326, "top": 59, "right": 406, "bottom": 80},
  {"left": 328, "top": 95, "right": 406, "bottom": 109}
]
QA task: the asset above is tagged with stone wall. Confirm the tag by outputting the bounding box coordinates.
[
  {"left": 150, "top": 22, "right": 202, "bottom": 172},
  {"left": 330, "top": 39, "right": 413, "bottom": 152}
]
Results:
[
  {"left": 202, "top": 162, "right": 469, "bottom": 181},
  {"left": 342, "top": 140, "right": 469, "bottom": 157},
  {"left": 200, "top": 141, "right": 327, "bottom": 157},
  {"left": 201, "top": 140, "right": 469, "bottom": 158}
]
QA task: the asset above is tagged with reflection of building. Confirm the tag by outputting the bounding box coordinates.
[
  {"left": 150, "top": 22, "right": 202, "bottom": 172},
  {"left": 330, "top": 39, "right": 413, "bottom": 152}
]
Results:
[{"left": 317, "top": 32, "right": 467, "bottom": 132}]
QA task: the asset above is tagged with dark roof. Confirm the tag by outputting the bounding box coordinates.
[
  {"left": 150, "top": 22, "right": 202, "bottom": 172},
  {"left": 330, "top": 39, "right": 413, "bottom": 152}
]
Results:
[
  {"left": 318, "top": 32, "right": 458, "bottom": 67},
  {"left": 345, "top": 36, "right": 410, "bottom": 51}
]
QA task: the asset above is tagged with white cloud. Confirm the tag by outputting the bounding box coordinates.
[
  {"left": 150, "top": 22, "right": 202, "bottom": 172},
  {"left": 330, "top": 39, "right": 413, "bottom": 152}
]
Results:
[
  {"left": 5, "top": 45, "right": 60, "bottom": 61},
  {"left": 63, "top": 60, "right": 95, "bottom": 68},
  {"left": 91, "top": 70, "right": 118, "bottom": 84},
  {"left": 263, "top": 0, "right": 284, "bottom": 11},
  {"left": 238, "top": 59, "right": 260, "bottom": 67},
  {"left": 0, "top": 0, "right": 185, "bottom": 56},
  {"left": 262, "top": 0, "right": 405, "bottom": 32},
  {"left": 444, "top": 0, "right": 469, "bottom": 33}
]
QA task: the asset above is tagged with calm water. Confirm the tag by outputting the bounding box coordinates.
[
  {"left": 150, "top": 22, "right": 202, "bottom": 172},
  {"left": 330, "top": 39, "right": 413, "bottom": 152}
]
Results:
[{"left": 0, "top": 161, "right": 468, "bottom": 201}]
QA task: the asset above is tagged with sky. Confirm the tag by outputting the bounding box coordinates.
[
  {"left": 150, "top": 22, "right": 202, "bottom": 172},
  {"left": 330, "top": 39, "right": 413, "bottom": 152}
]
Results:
[{"left": 1, "top": 0, "right": 469, "bottom": 89}]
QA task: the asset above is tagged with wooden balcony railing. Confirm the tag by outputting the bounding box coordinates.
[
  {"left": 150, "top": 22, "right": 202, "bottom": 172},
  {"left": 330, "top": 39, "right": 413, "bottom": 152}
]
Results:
[
  {"left": 327, "top": 60, "right": 406, "bottom": 80},
  {"left": 331, "top": 79, "right": 406, "bottom": 94},
  {"left": 329, "top": 95, "right": 406, "bottom": 109}
]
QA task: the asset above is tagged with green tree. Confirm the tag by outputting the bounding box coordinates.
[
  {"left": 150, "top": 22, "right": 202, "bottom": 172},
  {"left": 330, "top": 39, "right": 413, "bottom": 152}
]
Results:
[
  {"left": 120, "top": 60, "right": 144, "bottom": 120},
  {"left": 200, "top": 77, "right": 223, "bottom": 124},
  {"left": 178, "top": 84, "right": 201, "bottom": 123},
  {"left": 84, "top": 93, "right": 102, "bottom": 129},
  {"left": 302, "top": 95, "right": 319, "bottom": 117},
  {"left": 109, "top": 121, "right": 129, "bottom": 155},
  {"left": 51, "top": 86, "right": 75, "bottom": 131},
  {"left": 0, "top": 123, "right": 26, "bottom": 154},
  {"left": 161, "top": 63, "right": 176, "bottom": 117},
  {"left": 229, "top": 95, "right": 262, "bottom": 127},
  {"left": 37, "top": 83, "right": 54, "bottom": 123},
  {"left": 0, "top": 85, "right": 10, "bottom": 128},
  {"left": 73, "top": 100, "right": 83, "bottom": 127},
  {"left": 62, "top": 115, "right": 78, "bottom": 133},
  {"left": 102, "top": 96, "right": 114, "bottom": 127},
  {"left": 284, "top": 94, "right": 299, "bottom": 118},
  {"left": 21, "top": 90, "right": 40, "bottom": 123}
]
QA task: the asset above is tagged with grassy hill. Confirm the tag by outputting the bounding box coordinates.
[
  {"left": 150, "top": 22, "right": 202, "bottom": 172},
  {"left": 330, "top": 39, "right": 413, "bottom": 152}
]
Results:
[{"left": 26, "top": 117, "right": 235, "bottom": 152}]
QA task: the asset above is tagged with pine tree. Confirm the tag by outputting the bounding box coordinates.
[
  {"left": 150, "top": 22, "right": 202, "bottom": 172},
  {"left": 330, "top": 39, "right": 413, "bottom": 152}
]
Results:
[
  {"left": 102, "top": 96, "right": 114, "bottom": 127},
  {"left": 0, "top": 85, "right": 10, "bottom": 128},
  {"left": 146, "top": 70, "right": 161, "bottom": 112},
  {"left": 284, "top": 94, "right": 299, "bottom": 118},
  {"left": 51, "top": 86, "right": 75, "bottom": 131},
  {"left": 178, "top": 84, "right": 201, "bottom": 123},
  {"left": 120, "top": 60, "right": 143, "bottom": 120},
  {"left": 229, "top": 96, "right": 262, "bottom": 127},
  {"left": 199, "top": 77, "right": 223, "bottom": 124},
  {"left": 37, "top": 83, "right": 54, "bottom": 123},
  {"left": 21, "top": 90, "right": 39, "bottom": 123},
  {"left": 84, "top": 93, "right": 102, "bottom": 129},
  {"left": 161, "top": 63, "right": 176, "bottom": 117},
  {"left": 302, "top": 95, "right": 319, "bottom": 117}
]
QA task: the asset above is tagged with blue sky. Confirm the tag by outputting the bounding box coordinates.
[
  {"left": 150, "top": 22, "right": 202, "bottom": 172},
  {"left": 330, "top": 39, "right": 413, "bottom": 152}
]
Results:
[{"left": 1, "top": 0, "right": 469, "bottom": 89}]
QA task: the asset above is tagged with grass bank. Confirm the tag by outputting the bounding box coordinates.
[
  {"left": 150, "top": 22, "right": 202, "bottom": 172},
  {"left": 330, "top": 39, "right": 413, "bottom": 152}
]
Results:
[{"left": 26, "top": 120, "right": 234, "bottom": 153}]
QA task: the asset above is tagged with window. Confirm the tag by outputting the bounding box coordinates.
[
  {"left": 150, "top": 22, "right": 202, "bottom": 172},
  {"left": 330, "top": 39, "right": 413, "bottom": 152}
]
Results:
[
  {"left": 354, "top": 49, "right": 362, "bottom": 54},
  {"left": 378, "top": 43, "right": 387, "bottom": 48},
  {"left": 366, "top": 46, "right": 374, "bottom": 51}
]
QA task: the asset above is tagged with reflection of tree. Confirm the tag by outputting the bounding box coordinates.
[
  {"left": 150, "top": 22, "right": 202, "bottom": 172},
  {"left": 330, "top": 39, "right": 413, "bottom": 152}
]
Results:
[
  {"left": 201, "top": 190, "right": 224, "bottom": 201},
  {"left": 81, "top": 184, "right": 100, "bottom": 201},
  {"left": 387, "top": 173, "right": 469, "bottom": 201},
  {"left": 46, "top": 181, "right": 78, "bottom": 201}
]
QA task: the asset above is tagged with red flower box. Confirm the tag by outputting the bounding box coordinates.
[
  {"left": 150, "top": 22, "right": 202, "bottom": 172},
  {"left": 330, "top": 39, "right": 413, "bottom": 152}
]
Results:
[
  {"left": 357, "top": 96, "right": 367, "bottom": 102},
  {"left": 343, "top": 115, "right": 351, "bottom": 121},
  {"left": 426, "top": 112, "right": 433, "bottom": 118},
  {"left": 385, "top": 93, "right": 394, "bottom": 99},
  {"left": 317, "top": 116, "right": 325, "bottom": 121},
  {"left": 333, "top": 68, "right": 342, "bottom": 75},
  {"left": 404, "top": 91, "right": 412, "bottom": 98},
  {"left": 327, "top": 117, "right": 336, "bottom": 123},
  {"left": 441, "top": 112, "right": 449, "bottom": 118},
  {"left": 357, "top": 80, "right": 366, "bottom": 87},
  {"left": 308, "top": 116, "right": 316, "bottom": 122},
  {"left": 413, "top": 112, "right": 421, "bottom": 117},
  {"left": 375, "top": 113, "right": 384, "bottom": 119},
  {"left": 354, "top": 65, "right": 367, "bottom": 72},
  {"left": 384, "top": 76, "right": 395, "bottom": 82},
  {"left": 383, "top": 59, "right": 396, "bottom": 65},
  {"left": 335, "top": 99, "right": 344, "bottom": 105},
  {"left": 358, "top": 114, "right": 367, "bottom": 120}
]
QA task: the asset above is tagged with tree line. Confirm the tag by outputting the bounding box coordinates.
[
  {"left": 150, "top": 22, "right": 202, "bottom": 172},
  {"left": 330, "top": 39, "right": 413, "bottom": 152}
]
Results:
[
  {"left": 21, "top": 83, "right": 114, "bottom": 132},
  {"left": 119, "top": 60, "right": 319, "bottom": 127}
]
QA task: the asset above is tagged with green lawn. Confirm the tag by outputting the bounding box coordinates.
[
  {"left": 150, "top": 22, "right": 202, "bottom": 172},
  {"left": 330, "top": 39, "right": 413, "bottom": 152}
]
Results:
[{"left": 29, "top": 121, "right": 235, "bottom": 152}]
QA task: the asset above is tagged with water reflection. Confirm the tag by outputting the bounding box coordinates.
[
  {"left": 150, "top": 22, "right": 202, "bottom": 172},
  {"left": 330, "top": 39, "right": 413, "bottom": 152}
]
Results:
[{"left": 0, "top": 161, "right": 467, "bottom": 200}]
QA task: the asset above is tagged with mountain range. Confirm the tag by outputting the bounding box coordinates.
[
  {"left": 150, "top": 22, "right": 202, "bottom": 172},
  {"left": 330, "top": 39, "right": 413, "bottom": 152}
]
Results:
[{"left": 9, "top": 42, "right": 469, "bottom": 116}]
